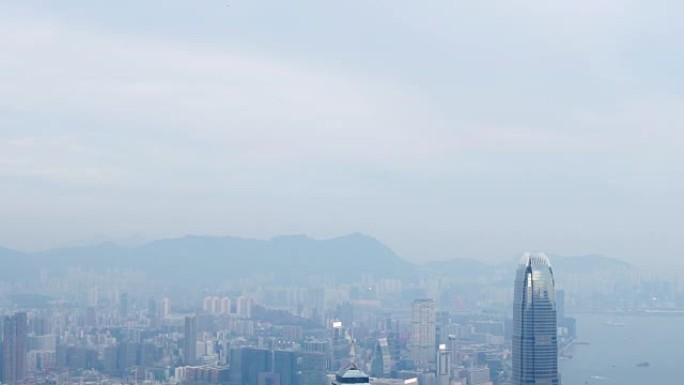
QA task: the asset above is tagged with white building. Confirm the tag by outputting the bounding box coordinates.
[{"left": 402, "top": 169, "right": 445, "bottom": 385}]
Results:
[{"left": 410, "top": 299, "right": 436, "bottom": 367}]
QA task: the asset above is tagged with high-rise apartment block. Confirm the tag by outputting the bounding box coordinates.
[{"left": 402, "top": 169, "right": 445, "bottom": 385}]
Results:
[
  {"left": 161, "top": 297, "right": 171, "bottom": 319},
  {"left": 237, "top": 296, "right": 254, "bottom": 319},
  {"left": 410, "top": 299, "right": 436, "bottom": 367},
  {"left": 203, "top": 296, "right": 232, "bottom": 315}
]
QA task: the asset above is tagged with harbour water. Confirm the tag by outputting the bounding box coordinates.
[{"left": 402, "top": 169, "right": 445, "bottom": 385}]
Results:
[{"left": 559, "top": 312, "right": 682, "bottom": 385}]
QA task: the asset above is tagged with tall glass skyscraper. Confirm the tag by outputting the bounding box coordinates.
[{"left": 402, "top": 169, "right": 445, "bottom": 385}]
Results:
[{"left": 512, "top": 252, "right": 560, "bottom": 385}]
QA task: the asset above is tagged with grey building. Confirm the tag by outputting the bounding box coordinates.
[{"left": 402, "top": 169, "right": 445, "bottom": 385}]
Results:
[
  {"left": 299, "top": 352, "right": 327, "bottom": 385},
  {"left": 184, "top": 315, "right": 198, "bottom": 365},
  {"left": 370, "top": 338, "right": 391, "bottom": 377},
  {"left": 332, "top": 363, "right": 370, "bottom": 385},
  {"left": 512, "top": 252, "right": 560, "bottom": 385},
  {"left": 230, "top": 348, "right": 300, "bottom": 385},
  {"left": 436, "top": 344, "right": 451, "bottom": 385},
  {"left": 409, "top": 299, "right": 436, "bottom": 367},
  {"left": 2, "top": 312, "right": 27, "bottom": 385}
]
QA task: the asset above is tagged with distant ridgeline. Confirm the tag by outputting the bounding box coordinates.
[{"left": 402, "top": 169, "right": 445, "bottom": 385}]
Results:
[{"left": 0, "top": 235, "right": 631, "bottom": 284}]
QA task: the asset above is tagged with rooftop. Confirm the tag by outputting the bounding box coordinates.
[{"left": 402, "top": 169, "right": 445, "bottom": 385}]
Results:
[
  {"left": 335, "top": 363, "right": 370, "bottom": 384},
  {"left": 519, "top": 252, "right": 551, "bottom": 267}
]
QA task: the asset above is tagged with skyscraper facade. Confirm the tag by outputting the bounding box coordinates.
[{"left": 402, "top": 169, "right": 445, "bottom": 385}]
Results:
[
  {"left": 512, "top": 252, "right": 559, "bottom": 385},
  {"left": 184, "top": 315, "right": 198, "bottom": 365},
  {"left": 299, "top": 352, "right": 327, "bottom": 385},
  {"left": 436, "top": 344, "right": 451, "bottom": 385},
  {"left": 2, "top": 312, "right": 27, "bottom": 385},
  {"left": 119, "top": 292, "right": 129, "bottom": 320},
  {"left": 236, "top": 296, "right": 254, "bottom": 319},
  {"left": 161, "top": 297, "right": 171, "bottom": 319},
  {"left": 370, "top": 338, "right": 391, "bottom": 377},
  {"left": 228, "top": 347, "right": 300, "bottom": 385},
  {"left": 410, "top": 299, "right": 436, "bottom": 367}
]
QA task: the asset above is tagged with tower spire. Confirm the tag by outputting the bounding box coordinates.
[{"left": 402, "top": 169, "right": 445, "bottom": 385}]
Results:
[
  {"left": 349, "top": 337, "right": 356, "bottom": 364},
  {"left": 349, "top": 321, "right": 357, "bottom": 364}
]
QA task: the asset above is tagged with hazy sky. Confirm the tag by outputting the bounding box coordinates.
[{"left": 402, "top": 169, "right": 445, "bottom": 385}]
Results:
[{"left": 1, "top": 1, "right": 683, "bottom": 268}]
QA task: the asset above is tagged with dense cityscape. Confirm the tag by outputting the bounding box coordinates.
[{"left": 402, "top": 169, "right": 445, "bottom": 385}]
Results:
[
  {"left": 2, "top": 3, "right": 683, "bottom": 384},
  {"left": 0, "top": 238, "right": 680, "bottom": 385}
]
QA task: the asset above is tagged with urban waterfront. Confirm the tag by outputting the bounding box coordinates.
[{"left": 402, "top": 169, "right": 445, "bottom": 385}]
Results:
[{"left": 560, "top": 313, "right": 683, "bottom": 385}]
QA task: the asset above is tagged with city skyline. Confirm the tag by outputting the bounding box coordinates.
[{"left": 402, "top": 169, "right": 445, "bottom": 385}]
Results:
[
  {"left": 0, "top": 1, "right": 679, "bottom": 385},
  {"left": 0, "top": 244, "right": 674, "bottom": 385}
]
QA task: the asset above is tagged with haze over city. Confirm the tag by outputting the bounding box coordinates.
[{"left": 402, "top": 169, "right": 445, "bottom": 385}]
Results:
[
  {"left": 1, "top": 2, "right": 683, "bottom": 385},
  {"left": 1, "top": 1, "right": 683, "bottom": 271}
]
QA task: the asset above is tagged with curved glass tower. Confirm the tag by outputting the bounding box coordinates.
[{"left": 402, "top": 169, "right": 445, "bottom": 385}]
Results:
[{"left": 512, "top": 252, "right": 559, "bottom": 385}]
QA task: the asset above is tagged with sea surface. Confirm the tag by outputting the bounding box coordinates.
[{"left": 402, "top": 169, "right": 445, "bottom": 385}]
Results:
[{"left": 559, "top": 312, "right": 682, "bottom": 385}]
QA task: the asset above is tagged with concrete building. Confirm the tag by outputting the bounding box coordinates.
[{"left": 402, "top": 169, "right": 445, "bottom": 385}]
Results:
[
  {"left": 185, "top": 315, "right": 198, "bottom": 365},
  {"left": 2, "top": 312, "right": 27, "bottom": 385},
  {"left": 467, "top": 367, "right": 492, "bottom": 385},
  {"left": 237, "top": 297, "right": 254, "bottom": 319},
  {"left": 162, "top": 297, "right": 171, "bottom": 318},
  {"left": 410, "top": 299, "right": 436, "bottom": 367},
  {"left": 371, "top": 337, "right": 391, "bottom": 377},
  {"left": 436, "top": 344, "right": 451, "bottom": 385}
]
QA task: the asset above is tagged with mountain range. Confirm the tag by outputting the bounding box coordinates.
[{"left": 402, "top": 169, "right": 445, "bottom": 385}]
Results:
[{"left": 0, "top": 233, "right": 631, "bottom": 283}]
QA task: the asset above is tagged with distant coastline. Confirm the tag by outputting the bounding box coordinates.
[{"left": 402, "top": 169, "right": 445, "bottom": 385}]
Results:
[{"left": 570, "top": 309, "right": 684, "bottom": 317}]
